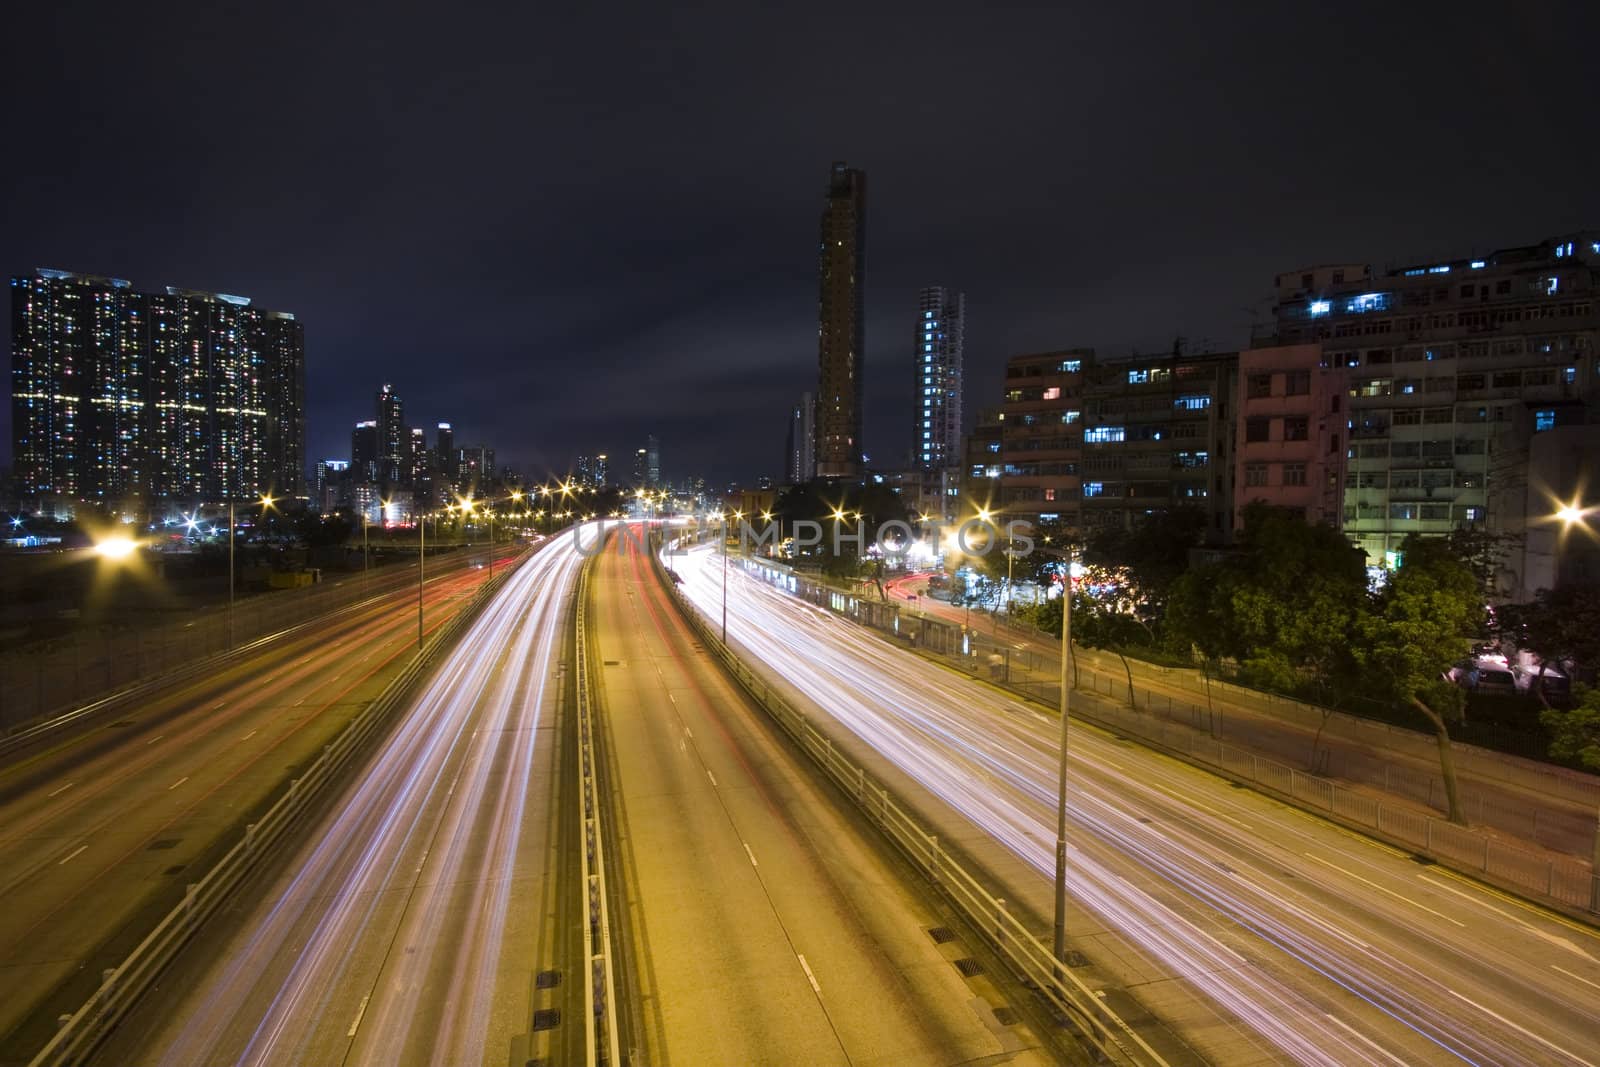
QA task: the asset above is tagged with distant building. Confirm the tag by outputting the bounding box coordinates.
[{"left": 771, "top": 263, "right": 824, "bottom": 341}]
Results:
[
  {"left": 1260, "top": 229, "right": 1600, "bottom": 590},
  {"left": 997, "top": 350, "right": 1088, "bottom": 530},
  {"left": 455, "top": 444, "right": 494, "bottom": 493},
  {"left": 1233, "top": 343, "right": 1348, "bottom": 529},
  {"left": 786, "top": 392, "right": 816, "bottom": 484},
  {"left": 632, "top": 447, "right": 647, "bottom": 486},
  {"left": 10, "top": 268, "right": 305, "bottom": 514},
  {"left": 646, "top": 434, "right": 661, "bottom": 487},
  {"left": 313, "top": 459, "right": 349, "bottom": 514},
  {"left": 816, "top": 162, "right": 866, "bottom": 479},
  {"left": 595, "top": 452, "right": 609, "bottom": 488},
  {"left": 434, "top": 422, "right": 455, "bottom": 483},
  {"left": 576, "top": 454, "right": 592, "bottom": 486},
  {"left": 351, "top": 420, "right": 378, "bottom": 482},
  {"left": 407, "top": 426, "right": 427, "bottom": 485},
  {"left": 960, "top": 408, "right": 1003, "bottom": 519},
  {"left": 375, "top": 383, "right": 405, "bottom": 487},
  {"left": 915, "top": 287, "right": 964, "bottom": 471}
]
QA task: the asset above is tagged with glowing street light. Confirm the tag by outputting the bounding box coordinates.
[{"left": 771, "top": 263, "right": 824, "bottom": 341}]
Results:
[{"left": 95, "top": 536, "right": 139, "bottom": 560}]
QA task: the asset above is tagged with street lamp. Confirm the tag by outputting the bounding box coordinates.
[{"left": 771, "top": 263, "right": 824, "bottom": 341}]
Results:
[
  {"left": 1553, "top": 497, "right": 1600, "bottom": 909},
  {"left": 1052, "top": 557, "right": 1084, "bottom": 970},
  {"left": 227, "top": 494, "right": 275, "bottom": 652}
]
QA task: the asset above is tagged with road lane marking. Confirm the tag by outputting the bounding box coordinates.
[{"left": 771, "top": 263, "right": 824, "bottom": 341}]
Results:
[
  {"left": 1302, "top": 853, "right": 1464, "bottom": 927},
  {"left": 1324, "top": 1014, "right": 1407, "bottom": 1067},
  {"left": 1449, "top": 988, "right": 1595, "bottom": 1065},
  {"left": 294, "top": 698, "right": 305, "bottom": 707},
  {"left": 347, "top": 994, "right": 370, "bottom": 1037},
  {"left": 145, "top": 735, "right": 164, "bottom": 746},
  {"left": 743, "top": 842, "right": 758, "bottom": 868},
  {"left": 48, "top": 782, "right": 75, "bottom": 798},
  {"left": 1552, "top": 965, "right": 1600, "bottom": 993},
  {"left": 1429, "top": 865, "right": 1600, "bottom": 944},
  {"left": 1419, "top": 875, "right": 1595, "bottom": 961},
  {"left": 797, "top": 953, "right": 820, "bottom": 994},
  {"left": 213, "top": 701, "right": 225, "bottom": 709},
  {"left": 58, "top": 845, "right": 87, "bottom": 865},
  {"left": 706, "top": 770, "right": 717, "bottom": 787},
  {"left": 168, "top": 776, "right": 189, "bottom": 790},
  {"left": 241, "top": 730, "right": 257, "bottom": 741}
]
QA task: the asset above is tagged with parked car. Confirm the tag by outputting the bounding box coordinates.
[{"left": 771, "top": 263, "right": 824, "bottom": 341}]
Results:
[
  {"left": 1443, "top": 654, "right": 1517, "bottom": 695},
  {"left": 1511, "top": 660, "right": 1571, "bottom": 700}
]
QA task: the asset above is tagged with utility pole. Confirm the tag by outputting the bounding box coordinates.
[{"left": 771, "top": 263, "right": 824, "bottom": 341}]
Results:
[{"left": 1053, "top": 566, "right": 1075, "bottom": 969}]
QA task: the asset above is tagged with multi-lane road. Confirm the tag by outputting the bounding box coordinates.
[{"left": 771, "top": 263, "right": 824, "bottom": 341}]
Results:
[
  {"left": 591, "top": 526, "right": 1058, "bottom": 1065},
  {"left": 673, "top": 541, "right": 1600, "bottom": 1067},
  {"left": 94, "top": 532, "right": 584, "bottom": 1066},
  {"left": 0, "top": 547, "right": 508, "bottom": 1061}
]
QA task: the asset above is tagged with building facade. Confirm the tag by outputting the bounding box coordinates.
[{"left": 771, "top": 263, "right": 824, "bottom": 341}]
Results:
[
  {"left": 786, "top": 391, "right": 815, "bottom": 485},
  {"left": 914, "top": 287, "right": 964, "bottom": 471},
  {"left": 998, "top": 350, "right": 1087, "bottom": 529},
  {"left": 1233, "top": 343, "right": 1347, "bottom": 529},
  {"left": 375, "top": 383, "right": 405, "bottom": 487},
  {"left": 816, "top": 161, "right": 866, "bottom": 479},
  {"left": 1263, "top": 231, "right": 1600, "bottom": 585},
  {"left": 11, "top": 268, "right": 305, "bottom": 514}
]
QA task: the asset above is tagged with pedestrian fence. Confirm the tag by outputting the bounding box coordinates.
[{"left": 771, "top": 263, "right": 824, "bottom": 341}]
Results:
[
  {"left": 26, "top": 547, "right": 532, "bottom": 1067},
  {"left": 654, "top": 550, "right": 1167, "bottom": 1067},
  {"left": 736, "top": 559, "right": 1600, "bottom": 917}
]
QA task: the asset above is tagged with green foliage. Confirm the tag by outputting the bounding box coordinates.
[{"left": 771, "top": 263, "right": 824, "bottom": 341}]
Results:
[
  {"left": 1496, "top": 582, "right": 1600, "bottom": 675},
  {"left": 1085, "top": 506, "right": 1205, "bottom": 610},
  {"left": 1357, "top": 535, "right": 1480, "bottom": 724},
  {"left": 1069, "top": 591, "right": 1152, "bottom": 651},
  {"left": 1541, "top": 686, "right": 1600, "bottom": 770}
]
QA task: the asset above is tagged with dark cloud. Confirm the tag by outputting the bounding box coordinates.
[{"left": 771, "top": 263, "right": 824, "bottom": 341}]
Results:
[{"left": 4, "top": 0, "right": 1596, "bottom": 484}]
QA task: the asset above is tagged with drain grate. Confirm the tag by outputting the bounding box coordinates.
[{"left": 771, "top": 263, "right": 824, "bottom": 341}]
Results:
[
  {"left": 531, "top": 1009, "right": 560, "bottom": 1031},
  {"left": 992, "top": 1005, "right": 1020, "bottom": 1026},
  {"left": 148, "top": 839, "right": 180, "bottom": 851},
  {"left": 953, "top": 957, "right": 984, "bottom": 978},
  {"left": 926, "top": 926, "right": 956, "bottom": 944},
  {"left": 534, "top": 970, "right": 561, "bottom": 989}
]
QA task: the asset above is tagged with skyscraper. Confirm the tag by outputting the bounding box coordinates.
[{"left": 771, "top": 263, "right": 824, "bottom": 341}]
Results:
[
  {"left": 10, "top": 268, "right": 306, "bottom": 512},
  {"left": 914, "top": 287, "right": 964, "bottom": 470},
  {"left": 646, "top": 434, "right": 661, "bottom": 487},
  {"left": 434, "top": 422, "right": 455, "bottom": 483},
  {"left": 816, "top": 161, "right": 866, "bottom": 479},
  {"left": 595, "top": 452, "right": 609, "bottom": 488},
  {"left": 351, "top": 420, "right": 378, "bottom": 481},
  {"left": 375, "top": 383, "right": 405, "bottom": 487},
  {"left": 786, "top": 392, "right": 815, "bottom": 484}
]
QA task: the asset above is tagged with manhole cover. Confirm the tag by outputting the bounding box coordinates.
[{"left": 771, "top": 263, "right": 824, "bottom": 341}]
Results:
[
  {"left": 992, "top": 1005, "right": 1020, "bottom": 1026},
  {"left": 148, "top": 839, "right": 180, "bottom": 851},
  {"left": 531, "top": 1009, "right": 560, "bottom": 1031},
  {"left": 926, "top": 926, "right": 956, "bottom": 944},
  {"left": 953, "top": 957, "right": 984, "bottom": 978},
  {"left": 535, "top": 970, "right": 561, "bottom": 989}
]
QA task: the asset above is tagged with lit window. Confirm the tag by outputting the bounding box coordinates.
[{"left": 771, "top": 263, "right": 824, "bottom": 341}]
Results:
[
  {"left": 1083, "top": 482, "right": 1104, "bottom": 497},
  {"left": 1057, "top": 359, "right": 1081, "bottom": 373},
  {"left": 1470, "top": 260, "right": 1486, "bottom": 269},
  {"left": 1309, "top": 300, "right": 1331, "bottom": 316},
  {"left": 1565, "top": 366, "right": 1577, "bottom": 383},
  {"left": 1042, "top": 386, "right": 1060, "bottom": 400},
  {"left": 1174, "top": 394, "right": 1210, "bottom": 410},
  {"left": 1061, "top": 410, "right": 1080, "bottom": 423},
  {"left": 1128, "top": 369, "right": 1150, "bottom": 384},
  {"left": 924, "top": 311, "right": 933, "bottom": 318},
  {"left": 1084, "top": 426, "right": 1125, "bottom": 444},
  {"left": 1534, "top": 409, "right": 1556, "bottom": 432},
  {"left": 1344, "top": 293, "right": 1390, "bottom": 314},
  {"left": 1547, "top": 277, "right": 1559, "bottom": 295}
]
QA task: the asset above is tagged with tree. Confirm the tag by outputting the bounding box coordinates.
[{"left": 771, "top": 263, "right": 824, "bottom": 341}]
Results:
[
  {"left": 1355, "top": 536, "right": 1482, "bottom": 824},
  {"left": 1495, "top": 582, "right": 1600, "bottom": 706},
  {"left": 1541, "top": 687, "right": 1600, "bottom": 771},
  {"left": 1069, "top": 591, "right": 1152, "bottom": 710},
  {"left": 1085, "top": 506, "right": 1205, "bottom": 613}
]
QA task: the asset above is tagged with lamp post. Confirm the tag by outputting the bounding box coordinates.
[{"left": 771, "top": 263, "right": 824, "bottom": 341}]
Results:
[
  {"left": 1553, "top": 498, "right": 1600, "bottom": 909},
  {"left": 417, "top": 509, "right": 427, "bottom": 650},
  {"left": 1052, "top": 559, "right": 1082, "bottom": 970},
  {"left": 228, "top": 493, "right": 275, "bottom": 652},
  {"left": 719, "top": 512, "right": 729, "bottom": 642}
]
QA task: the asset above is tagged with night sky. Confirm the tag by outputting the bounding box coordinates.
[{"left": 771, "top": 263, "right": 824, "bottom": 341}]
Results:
[{"left": 4, "top": 2, "right": 1596, "bottom": 486}]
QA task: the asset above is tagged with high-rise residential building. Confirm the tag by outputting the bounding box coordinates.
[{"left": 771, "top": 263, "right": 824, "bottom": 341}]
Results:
[
  {"left": 1259, "top": 230, "right": 1600, "bottom": 591},
  {"left": 646, "top": 434, "right": 661, "bottom": 487},
  {"left": 595, "top": 452, "right": 609, "bottom": 488},
  {"left": 313, "top": 459, "right": 348, "bottom": 514},
  {"left": 375, "top": 383, "right": 405, "bottom": 487},
  {"left": 351, "top": 420, "right": 378, "bottom": 481},
  {"left": 1234, "top": 343, "right": 1348, "bottom": 530},
  {"left": 10, "top": 268, "right": 305, "bottom": 513},
  {"left": 960, "top": 408, "right": 1004, "bottom": 519},
  {"left": 632, "top": 447, "right": 647, "bottom": 485},
  {"left": 407, "top": 426, "right": 427, "bottom": 485},
  {"left": 576, "top": 454, "right": 592, "bottom": 486},
  {"left": 816, "top": 161, "right": 866, "bottom": 479},
  {"left": 434, "top": 422, "right": 455, "bottom": 483},
  {"left": 785, "top": 392, "right": 815, "bottom": 484},
  {"left": 997, "top": 350, "right": 1087, "bottom": 529},
  {"left": 914, "top": 287, "right": 964, "bottom": 470},
  {"left": 455, "top": 444, "right": 494, "bottom": 492}
]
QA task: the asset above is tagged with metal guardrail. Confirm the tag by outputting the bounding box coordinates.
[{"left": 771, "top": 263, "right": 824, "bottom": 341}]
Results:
[
  {"left": 573, "top": 560, "right": 623, "bottom": 1067},
  {"left": 650, "top": 546, "right": 1166, "bottom": 1067},
  {"left": 26, "top": 547, "right": 536, "bottom": 1067}
]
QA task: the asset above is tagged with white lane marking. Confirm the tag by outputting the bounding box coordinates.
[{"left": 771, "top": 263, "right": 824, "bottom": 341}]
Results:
[
  {"left": 797, "top": 953, "right": 821, "bottom": 994},
  {"left": 1552, "top": 964, "right": 1600, "bottom": 994},
  {"left": 743, "top": 842, "right": 759, "bottom": 868},
  {"left": 668, "top": 693, "right": 677, "bottom": 704},
  {"left": 1323, "top": 1013, "right": 1408, "bottom": 1067},
  {"left": 1449, "top": 988, "right": 1596, "bottom": 1065},
  {"left": 706, "top": 770, "right": 717, "bottom": 787},
  {"left": 1100, "top": 758, "right": 1125, "bottom": 771},
  {"left": 168, "top": 776, "right": 189, "bottom": 790},
  {"left": 213, "top": 701, "right": 225, "bottom": 709},
  {"left": 347, "top": 993, "right": 370, "bottom": 1037},
  {"left": 684, "top": 727, "right": 692, "bottom": 739},
  {"left": 58, "top": 845, "right": 87, "bottom": 865},
  {"left": 241, "top": 730, "right": 257, "bottom": 741},
  {"left": 145, "top": 735, "right": 164, "bottom": 746},
  {"left": 48, "top": 782, "right": 75, "bottom": 798},
  {"left": 294, "top": 698, "right": 305, "bottom": 707},
  {"left": 1420, "top": 874, "right": 1595, "bottom": 961},
  {"left": 1303, "top": 853, "right": 1464, "bottom": 927}
]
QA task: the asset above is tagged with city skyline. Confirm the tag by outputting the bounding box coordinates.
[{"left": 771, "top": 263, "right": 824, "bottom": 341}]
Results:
[{"left": 3, "top": 6, "right": 1595, "bottom": 484}]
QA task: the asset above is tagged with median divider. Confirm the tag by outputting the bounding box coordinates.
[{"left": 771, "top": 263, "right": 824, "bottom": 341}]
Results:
[
  {"left": 27, "top": 545, "right": 538, "bottom": 1067},
  {"left": 572, "top": 557, "right": 623, "bottom": 1067},
  {"left": 649, "top": 543, "right": 1167, "bottom": 1067}
]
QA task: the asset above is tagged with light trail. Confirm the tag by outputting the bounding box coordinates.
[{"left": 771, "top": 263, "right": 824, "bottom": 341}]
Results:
[
  {"left": 135, "top": 532, "right": 587, "bottom": 1066},
  {"left": 671, "top": 541, "right": 1600, "bottom": 1067}
]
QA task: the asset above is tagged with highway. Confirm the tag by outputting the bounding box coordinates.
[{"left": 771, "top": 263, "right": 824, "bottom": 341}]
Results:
[
  {"left": 673, "top": 541, "right": 1600, "bottom": 1067},
  {"left": 0, "top": 546, "right": 508, "bottom": 1062},
  {"left": 591, "top": 526, "right": 1058, "bottom": 1066},
  {"left": 95, "top": 530, "right": 584, "bottom": 1066}
]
